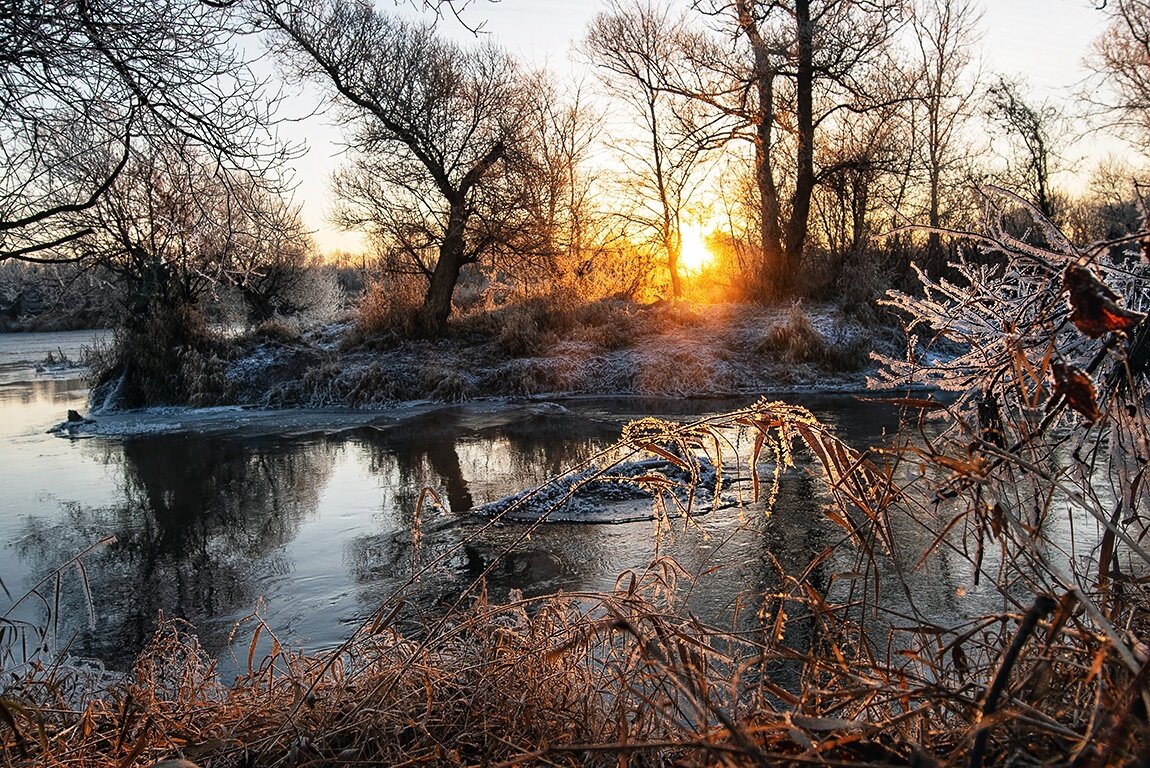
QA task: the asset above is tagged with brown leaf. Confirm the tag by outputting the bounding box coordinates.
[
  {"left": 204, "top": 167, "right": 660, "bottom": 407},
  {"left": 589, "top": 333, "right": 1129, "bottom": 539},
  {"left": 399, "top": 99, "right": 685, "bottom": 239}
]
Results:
[
  {"left": 952, "top": 643, "right": 969, "bottom": 681},
  {"left": 932, "top": 452, "right": 988, "bottom": 477},
  {"left": 1063, "top": 263, "right": 1146, "bottom": 338},
  {"left": 1052, "top": 360, "right": 1102, "bottom": 423}
]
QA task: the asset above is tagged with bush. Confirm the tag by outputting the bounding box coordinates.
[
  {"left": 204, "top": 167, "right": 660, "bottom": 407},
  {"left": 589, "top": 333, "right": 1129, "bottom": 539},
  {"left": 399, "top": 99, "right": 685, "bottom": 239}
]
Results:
[
  {"left": 755, "top": 303, "right": 833, "bottom": 366},
  {"left": 89, "top": 303, "right": 222, "bottom": 410},
  {"left": 252, "top": 315, "right": 301, "bottom": 344},
  {"left": 354, "top": 273, "right": 424, "bottom": 339}
]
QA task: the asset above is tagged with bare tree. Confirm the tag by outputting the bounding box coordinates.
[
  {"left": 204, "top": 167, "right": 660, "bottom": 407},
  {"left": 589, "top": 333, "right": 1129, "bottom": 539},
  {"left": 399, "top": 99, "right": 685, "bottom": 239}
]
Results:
[
  {"left": 585, "top": 0, "right": 720, "bottom": 299},
  {"left": 1087, "top": 0, "right": 1150, "bottom": 144},
  {"left": 812, "top": 101, "right": 904, "bottom": 261},
  {"left": 225, "top": 191, "right": 317, "bottom": 324},
  {"left": 262, "top": 0, "right": 536, "bottom": 335},
  {"left": 61, "top": 133, "right": 309, "bottom": 329},
  {"left": 908, "top": 0, "right": 982, "bottom": 270},
  {"left": 499, "top": 75, "right": 605, "bottom": 290},
  {"left": 986, "top": 76, "right": 1062, "bottom": 220},
  {"left": 676, "top": 0, "right": 905, "bottom": 299},
  {"left": 0, "top": 0, "right": 280, "bottom": 263}
]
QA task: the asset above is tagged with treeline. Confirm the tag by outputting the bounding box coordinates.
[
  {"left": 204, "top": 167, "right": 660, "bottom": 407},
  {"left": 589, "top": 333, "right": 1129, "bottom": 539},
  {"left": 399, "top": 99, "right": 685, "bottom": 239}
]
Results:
[{"left": 2, "top": 0, "right": 1149, "bottom": 339}]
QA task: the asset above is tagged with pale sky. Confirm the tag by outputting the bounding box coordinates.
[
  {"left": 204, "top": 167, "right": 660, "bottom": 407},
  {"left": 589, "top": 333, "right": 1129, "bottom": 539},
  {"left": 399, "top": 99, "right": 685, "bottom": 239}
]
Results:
[{"left": 283, "top": 0, "right": 1132, "bottom": 253}]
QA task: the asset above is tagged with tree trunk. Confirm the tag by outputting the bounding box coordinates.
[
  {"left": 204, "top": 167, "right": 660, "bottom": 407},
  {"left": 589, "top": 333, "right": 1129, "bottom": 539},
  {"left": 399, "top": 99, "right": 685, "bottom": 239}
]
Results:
[
  {"left": 738, "top": 0, "right": 791, "bottom": 302},
  {"left": 416, "top": 204, "right": 468, "bottom": 336},
  {"left": 667, "top": 227, "right": 683, "bottom": 299},
  {"left": 781, "top": 0, "right": 815, "bottom": 298}
]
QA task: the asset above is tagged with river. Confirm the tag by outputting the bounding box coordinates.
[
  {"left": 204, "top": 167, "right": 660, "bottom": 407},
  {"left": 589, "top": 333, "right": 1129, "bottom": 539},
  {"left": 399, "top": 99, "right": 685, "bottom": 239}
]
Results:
[{"left": 2, "top": 329, "right": 968, "bottom": 675}]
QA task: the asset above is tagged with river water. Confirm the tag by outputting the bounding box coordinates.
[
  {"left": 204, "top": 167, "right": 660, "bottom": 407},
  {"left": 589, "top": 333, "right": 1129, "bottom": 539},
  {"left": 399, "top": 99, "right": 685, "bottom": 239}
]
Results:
[{"left": 2, "top": 329, "right": 968, "bottom": 675}]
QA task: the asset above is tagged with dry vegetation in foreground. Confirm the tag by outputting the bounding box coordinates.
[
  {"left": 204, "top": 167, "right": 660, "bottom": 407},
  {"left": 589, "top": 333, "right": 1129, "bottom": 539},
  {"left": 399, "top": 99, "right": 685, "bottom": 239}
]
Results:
[{"left": 7, "top": 195, "right": 1150, "bottom": 767}]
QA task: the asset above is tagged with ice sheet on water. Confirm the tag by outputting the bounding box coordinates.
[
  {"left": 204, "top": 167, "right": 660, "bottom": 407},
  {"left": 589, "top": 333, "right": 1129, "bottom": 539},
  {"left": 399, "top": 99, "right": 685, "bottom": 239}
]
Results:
[
  {"left": 474, "top": 453, "right": 732, "bottom": 524},
  {"left": 47, "top": 399, "right": 576, "bottom": 440}
]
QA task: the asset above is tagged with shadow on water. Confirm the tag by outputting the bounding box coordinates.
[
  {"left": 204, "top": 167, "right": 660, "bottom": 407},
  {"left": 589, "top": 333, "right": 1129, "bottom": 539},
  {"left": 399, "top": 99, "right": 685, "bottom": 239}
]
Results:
[{"left": 10, "top": 394, "right": 926, "bottom": 671}]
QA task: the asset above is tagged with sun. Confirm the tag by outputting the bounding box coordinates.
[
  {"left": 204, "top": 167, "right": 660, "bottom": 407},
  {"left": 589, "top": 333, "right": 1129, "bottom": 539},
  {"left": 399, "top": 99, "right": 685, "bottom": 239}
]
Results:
[{"left": 679, "top": 221, "right": 715, "bottom": 273}]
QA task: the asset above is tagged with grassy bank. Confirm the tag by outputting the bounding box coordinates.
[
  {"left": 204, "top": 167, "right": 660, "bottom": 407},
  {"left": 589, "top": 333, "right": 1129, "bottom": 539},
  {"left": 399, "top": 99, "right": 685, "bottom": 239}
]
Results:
[{"left": 87, "top": 298, "right": 894, "bottom": 412}]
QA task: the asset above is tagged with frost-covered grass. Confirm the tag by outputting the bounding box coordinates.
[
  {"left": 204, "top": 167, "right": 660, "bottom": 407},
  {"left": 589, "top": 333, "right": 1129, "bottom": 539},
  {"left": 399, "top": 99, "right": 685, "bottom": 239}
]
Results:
[{"left": 147, "top": 298, "right": 895, "bottom": 411}]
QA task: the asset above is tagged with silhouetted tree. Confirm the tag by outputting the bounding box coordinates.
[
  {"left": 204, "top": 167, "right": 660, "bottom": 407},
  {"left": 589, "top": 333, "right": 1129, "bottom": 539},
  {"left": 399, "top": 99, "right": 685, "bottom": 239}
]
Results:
[
  {"left": 908, "top": 0, "right": 983, "bottom": 271},
  {"left": 262, "top": 0, "right": 537, "bottom": 335},
  {"left": 986, "top": 76, "right": 1062, "bottom": 220},
  {"left": 0, "top": 0, "right": 280, "bottom": 263}
]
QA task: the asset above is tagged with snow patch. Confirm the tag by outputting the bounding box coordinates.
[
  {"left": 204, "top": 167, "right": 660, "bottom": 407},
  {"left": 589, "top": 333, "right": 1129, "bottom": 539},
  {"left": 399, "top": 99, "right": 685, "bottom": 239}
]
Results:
[{"left": 475, "top": 454, "right": 731, "bottom": 524}]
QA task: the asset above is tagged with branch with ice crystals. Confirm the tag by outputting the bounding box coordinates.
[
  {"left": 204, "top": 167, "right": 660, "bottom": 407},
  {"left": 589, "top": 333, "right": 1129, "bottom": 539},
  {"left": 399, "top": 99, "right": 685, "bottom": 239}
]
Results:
[{"left": 872, "top": 188, "right": 1146, "bottom": 426}]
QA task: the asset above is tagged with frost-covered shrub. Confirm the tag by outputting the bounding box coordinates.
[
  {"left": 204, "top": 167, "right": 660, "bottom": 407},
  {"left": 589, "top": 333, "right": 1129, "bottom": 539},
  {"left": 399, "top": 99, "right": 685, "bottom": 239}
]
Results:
[
  {"left": 872, "top": 189, "right": 1150, "bottom": 420},
  {"left": 868, "top": 189, "right": 1150, "bottom": 734},
  {"left": 288, "top": 267, "right": 344, "bottom": 328},
  {"left": 90, "top": 303, "right": 221, "bottom": 410},
  {"left": 421, "top": 365, "right": 475, "bottom": 402},
  {"left": 755, "top": 303, "right": 832, "bottom": 366}
]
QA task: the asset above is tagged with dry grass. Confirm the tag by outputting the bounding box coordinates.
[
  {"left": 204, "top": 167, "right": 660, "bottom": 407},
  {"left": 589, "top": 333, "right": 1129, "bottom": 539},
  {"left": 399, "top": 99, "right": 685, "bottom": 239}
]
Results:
[
  {"left": 4, "top": 388, "right": 1150, "bottom": 766},
  {"left": 353, "top": 273, "right": 424, "bottom": 340}
]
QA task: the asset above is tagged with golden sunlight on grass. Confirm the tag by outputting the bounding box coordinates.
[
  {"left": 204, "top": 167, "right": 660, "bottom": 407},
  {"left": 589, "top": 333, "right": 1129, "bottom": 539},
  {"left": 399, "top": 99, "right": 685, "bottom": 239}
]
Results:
[{"left": 679, "top": 221, "right": 715, "bottom": 274}]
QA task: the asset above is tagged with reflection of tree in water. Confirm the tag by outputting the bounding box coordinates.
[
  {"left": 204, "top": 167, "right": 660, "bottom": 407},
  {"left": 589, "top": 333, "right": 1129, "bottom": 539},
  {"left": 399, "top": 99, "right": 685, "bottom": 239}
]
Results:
[
  {"left": 15, "top": 435, "right": 336, "bottom": 669},
  {"left": 359, "top": 408, "right": 617, "bottom": 517},
  {"left": 346, "top": 409, "right": 622, "bottom": 611},
  {"left": 726, "top": 419, "right": 966, "bottom": 696}
]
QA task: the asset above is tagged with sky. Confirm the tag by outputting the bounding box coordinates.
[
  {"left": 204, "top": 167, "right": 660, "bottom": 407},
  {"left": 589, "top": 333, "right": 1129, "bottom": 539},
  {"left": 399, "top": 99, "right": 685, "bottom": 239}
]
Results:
[{"left": 282, "top": 0, "right": 1130, "bottom": 254}]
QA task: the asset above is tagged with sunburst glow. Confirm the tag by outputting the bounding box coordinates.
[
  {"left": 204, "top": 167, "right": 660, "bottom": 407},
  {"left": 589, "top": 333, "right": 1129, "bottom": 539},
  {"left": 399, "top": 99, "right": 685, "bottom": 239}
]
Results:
[{"left": 679, "top": 222, "right": 715, "bottom": 273}]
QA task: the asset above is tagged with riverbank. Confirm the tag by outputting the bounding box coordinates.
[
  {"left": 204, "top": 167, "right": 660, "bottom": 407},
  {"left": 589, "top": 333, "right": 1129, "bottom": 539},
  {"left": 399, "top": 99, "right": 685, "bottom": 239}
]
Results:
[{"left": 87, "top": 299, "right": 899, "bottom": 413}]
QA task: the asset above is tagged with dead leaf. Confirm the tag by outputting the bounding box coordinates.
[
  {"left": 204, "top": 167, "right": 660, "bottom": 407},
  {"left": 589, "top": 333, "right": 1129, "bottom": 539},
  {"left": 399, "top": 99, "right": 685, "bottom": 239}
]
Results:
[
  {"left": 1052, "top": 361, "right": 1102, "bottom": 423},
  {"left": 1063, "top": 263, "right": 1146, "bottom": 338},
  {"left": 932, "top": 452, "right": 988, "bottom": 477},
  {"left": 952, "top": 644, "right": 969, "bottom": 681}
]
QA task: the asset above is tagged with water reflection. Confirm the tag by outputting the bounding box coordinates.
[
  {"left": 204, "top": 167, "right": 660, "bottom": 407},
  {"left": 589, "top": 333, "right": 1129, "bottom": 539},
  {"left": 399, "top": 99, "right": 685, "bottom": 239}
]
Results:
[
  {"left": 8, "top": 392, "right": 924, "bottom": 672},
  {"left": 343, "top": 408, "right": 623, "bottom": 613},
  {"left": 15, "top": 435, "right": 336, "bottom": 666},
  {"left": 356, "top": 406, "right": 622, "bottom": 515}
]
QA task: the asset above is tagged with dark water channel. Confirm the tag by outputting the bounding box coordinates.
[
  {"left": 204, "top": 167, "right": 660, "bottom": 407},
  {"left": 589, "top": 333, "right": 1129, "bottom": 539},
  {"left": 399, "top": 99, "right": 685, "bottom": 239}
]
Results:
[{"left": 2, "top": 331, "right": 976, "bottom": 676}]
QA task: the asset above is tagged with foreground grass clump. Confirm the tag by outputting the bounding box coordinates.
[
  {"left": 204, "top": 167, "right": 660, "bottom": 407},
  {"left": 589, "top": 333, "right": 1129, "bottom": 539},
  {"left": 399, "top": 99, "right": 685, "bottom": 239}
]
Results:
[{"left": 2, "top": 573, "right": 805, "bottom": 767}]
